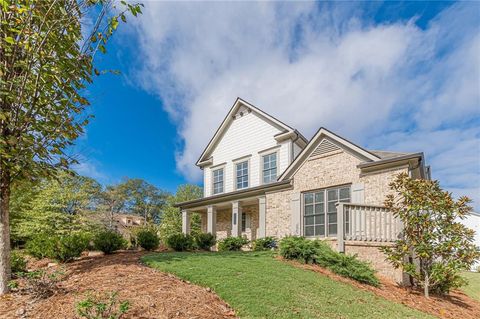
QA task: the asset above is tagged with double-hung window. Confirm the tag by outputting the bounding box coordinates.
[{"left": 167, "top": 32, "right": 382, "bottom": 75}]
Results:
[
  {"left": 212, "top": 168, "right": 224, "bottom": 194},
  {"left": 236, "top": 161, "right": 249, "bottom": 189},
  {"left": 303, "top": 186, "right": 350, "bottom": 237},
  {"left": 262, "top": 153, "right": 277, "bottom": 184}
]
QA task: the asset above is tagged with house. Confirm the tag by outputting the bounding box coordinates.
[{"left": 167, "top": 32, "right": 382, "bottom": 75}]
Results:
[
  {"left": 177, "top": 98, "right": 429, "bottom": 282},
  {"left": 112, "top": 213, "right": 146, "bottom": 238}
]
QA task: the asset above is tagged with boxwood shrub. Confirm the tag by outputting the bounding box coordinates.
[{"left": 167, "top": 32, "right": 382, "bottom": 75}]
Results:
[
  {"left": 194, "top": 233, "right": 216, "bottom": 250},
  {"left": 217, "top": 237, "right": 249, "bottom": 251},
  {"left": 166, "top": 233, "right": 194, "bottom": 251},
  {"left": 252, "top": 236, "right": 277, "bottom": 251},
  {"left": 93, "top": 230, "right": 126, "bottom": 254},
  {"left": 136, "top": 228, "right": 160, "bottom": 251}
]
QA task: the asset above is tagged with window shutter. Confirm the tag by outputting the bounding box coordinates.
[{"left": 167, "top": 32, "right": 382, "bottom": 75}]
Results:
[
  {"left": 351, "top": 183, "right": 365, "bottom": 204},
  {"left": 290, "top": 192, "right": 301, "bottom": 235}
]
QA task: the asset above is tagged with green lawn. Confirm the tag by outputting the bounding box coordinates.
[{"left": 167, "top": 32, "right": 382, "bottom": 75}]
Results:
[
  {"left": 142, "top": 251, "right": 432, "bottom": 319},
  {"left": 461, "top": 271, "right": 480, "bottom": 302}
]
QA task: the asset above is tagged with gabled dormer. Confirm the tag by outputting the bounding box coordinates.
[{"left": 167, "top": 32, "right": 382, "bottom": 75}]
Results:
[{"left": 198, "top": 98, "right": 307, "bottom": 197}]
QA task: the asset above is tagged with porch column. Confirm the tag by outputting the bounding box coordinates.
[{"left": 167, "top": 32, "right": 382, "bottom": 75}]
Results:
[
  {"left": 182, "top": 210, "right": 190, "bottom": 234},
  {"left": 207, "top": 205, "right": 217, "bottom": 235},
  {"left": 231, "top": 201, "right": 242, "bottom": 237},
  {"left": 258, "top": 196, "right": 266, "bottom": 238}
]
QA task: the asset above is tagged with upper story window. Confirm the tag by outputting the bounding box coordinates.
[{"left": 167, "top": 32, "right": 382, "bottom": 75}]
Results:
[
  {"left": 212, "top": 168, "right": 224, "bottom": 194},
  {"left": 236, "top": 161, "right": 249, "bottom": 189},
  {"left": 262, "top": 153, "right": 277, "bottom": 184},
  {"left": 304, "top": 186, "right": 350, "bottom": 237}
]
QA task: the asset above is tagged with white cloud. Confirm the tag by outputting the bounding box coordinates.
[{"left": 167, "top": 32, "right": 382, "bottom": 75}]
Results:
[{"left": 128, "top": 2, "right": 480, "bottom": 208}]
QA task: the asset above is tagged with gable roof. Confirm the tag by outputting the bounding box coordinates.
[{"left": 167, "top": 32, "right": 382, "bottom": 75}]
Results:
[
  {"left": 279, "top": 127, "right": 382, "bottom": 180},
  {"left": 196, "top": 98, "right": 308, "bottom": 167}
]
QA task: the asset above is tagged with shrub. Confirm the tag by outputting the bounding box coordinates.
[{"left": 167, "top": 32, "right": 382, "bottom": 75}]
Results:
[
  {"left": 279, "top": 236, "right": 321, "bottom": 264},
  {"left": 76, "top": 291, "right": 130, "bottom": 319},
  {"left": 26, "top": 232, "right": 90, "bottom": 262},
  {"left": 93, "top": 230, "right": 126, "bottom": 254},
  {"left": 11, "top": 250, "right": 27, "bottom": 275},
  {"left": 25, "top": 233, "right": 56, "bottom": 259},
  {"left": 52, "top": 232, "right": 91, "bottom": 262},
  {"left": 22, "top": 269, "right": 65, "bottom": 300},
  {"left": 136, "top": 229, "right": 160, "bottom": 251},
  {"left": 252, "top": 237, "right": 277, "bottom": 251},
  {"left": 217, "top": 237, "right": 249, "bottom": 251},
  {"left": 279, "top": 236, "right": 379, "bottom": 286},
  {"left": 194, "top": 233, "right": 216, "bottom": 250},
  {"left": 166, "top": 233, "right": 194, "bottom": 251}
]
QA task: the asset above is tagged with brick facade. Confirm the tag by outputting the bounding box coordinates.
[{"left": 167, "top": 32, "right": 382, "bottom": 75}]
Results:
[{"left": 265, "top": 149, "right": 407, "bottom": 282}]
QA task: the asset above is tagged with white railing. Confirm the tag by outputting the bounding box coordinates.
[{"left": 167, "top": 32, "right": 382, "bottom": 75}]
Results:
[{"left": 336, "top": 203, "right": 402, "bottom": 252}]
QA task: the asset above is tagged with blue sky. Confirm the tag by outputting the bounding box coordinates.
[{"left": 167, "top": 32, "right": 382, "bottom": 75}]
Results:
[{"left": 74, "top": 1, "right": 480, "bottom": 208}]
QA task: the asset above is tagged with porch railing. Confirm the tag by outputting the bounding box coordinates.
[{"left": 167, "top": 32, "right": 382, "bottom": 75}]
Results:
[{"left": 336, "top": 203, "right": 402, "bottom": 252}]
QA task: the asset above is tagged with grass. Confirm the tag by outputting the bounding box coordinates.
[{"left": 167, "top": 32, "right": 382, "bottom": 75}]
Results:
[
  {"left": 142, "top": 251, "right": 433, "bottom": 319},
  {"left": 461, "top": 271, "right": 480, "bottom": 302}
]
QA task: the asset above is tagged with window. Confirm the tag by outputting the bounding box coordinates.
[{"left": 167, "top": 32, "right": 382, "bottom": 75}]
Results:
[
  {"left": 262, "top": 153, "right": 277, "bottom": 184},
  {"left": 212, "top": 168, "right": 224, "bottom": 194},
  {"left": 303, "top": 186, "right": 350, "bottom": 237},
  {"left": 241, "top": 213, "right": 247, "bottom": 232},
  {"left": 236, "top": 161, "right": 249, "bottom": 189}
]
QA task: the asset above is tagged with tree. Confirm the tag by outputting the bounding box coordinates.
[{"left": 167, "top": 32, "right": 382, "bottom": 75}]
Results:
[
  {"left": 98, "top": 184, "right": 128, "bottom": 229},
  {"left": 381, "top": 173, "right": 480, "bottom": 297},
  {"left": 0, "top": 0, "right": 142, "bottom": 293},
  {"left": 12, "top": 172, "right": 102, "bottom": 242},
  {"left": 120, "top": 178, "right": 168, "bottom": 223},
  {"left": 159, "top": 185, "right": 202, "bottom": 243}
]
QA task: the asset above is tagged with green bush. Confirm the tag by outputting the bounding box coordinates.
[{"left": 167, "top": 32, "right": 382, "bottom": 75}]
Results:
[
  {"left": 136, "top": 229, "right": 160, "bottom": 251},
  {"left": 252, "top": 237, "right": 277, "bottom": 251},
  {"left": 279, "top": 236, "right": 321, "bottom": 263},
  {"left": 26, "top": 232, "right": 90, "bottom": 262},
  {"left": 194, "top": 233, "right": 216, "bottom": 250},
  {"left": 25, "top": 233, "right": 56, "bottom": 259},
  {"left": 11, "top": 250, "right": 27, "bottom": 275},
  {"left": 52, "top": 232, "right": 91, "bottom": 262},
  {"left": 279, "top": 236, "right": 379, "bottom": 286},
  {"left": 217, "top": 237, "right": 249, "bottom": 251},
  {"left": 166, "top": 233, "right": 194, "bottom": 251},
  {"left": 93, "top": 230, "right": 126, "bottom": 254}
]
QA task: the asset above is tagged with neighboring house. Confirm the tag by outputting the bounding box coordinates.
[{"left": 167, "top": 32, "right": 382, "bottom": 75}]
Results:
[
  {"left": 177, "top": 98, "right": 429, "bottom": 282},
  {"left": 112, "top": 213, "right": 146, "bottom": 238}
]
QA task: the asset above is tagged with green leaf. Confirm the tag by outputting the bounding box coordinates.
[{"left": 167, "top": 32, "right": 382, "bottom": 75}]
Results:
[{"left": 5, "top": 36, "right": 15, "bottom": 44}]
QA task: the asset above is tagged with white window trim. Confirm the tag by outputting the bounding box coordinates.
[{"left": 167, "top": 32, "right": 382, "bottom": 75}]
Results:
[
  {"left": 211, "top": 165, "right": 226, "bottom": 195},
  {"left": 260, "top": 150, "right": 279, "bottom": 185},
  {"left": 234, "top": 158, "right": 250, "bottom": 191}
]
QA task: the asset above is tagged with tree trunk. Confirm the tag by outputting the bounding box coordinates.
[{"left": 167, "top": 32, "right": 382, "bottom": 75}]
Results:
[
  {"left": 0, "top": 172, "right": 11, "bottom": 294},
  {"left": 424, "top": 273, "right": 429, "bottom": 298}
]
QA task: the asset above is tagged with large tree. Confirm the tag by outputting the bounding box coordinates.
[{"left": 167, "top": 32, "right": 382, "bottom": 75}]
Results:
[
  {"left": 12, "top": 171, "right": 102, "bottom": 242},
  {"left": 159, "top": 184, "right": 202, "bottom": 242},
  {"left": 0, "top": 0, "right": 142, "bottom": 293},
  {"left": 381, "top": 173, "right": 480, "bottom": 297}
]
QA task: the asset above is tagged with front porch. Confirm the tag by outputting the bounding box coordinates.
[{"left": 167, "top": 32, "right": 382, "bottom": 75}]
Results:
[{"left": 181, "top": 196, "right": 267, "bottom": 241}]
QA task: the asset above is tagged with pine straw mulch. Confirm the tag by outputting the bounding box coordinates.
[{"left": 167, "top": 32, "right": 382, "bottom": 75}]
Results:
[
  {"left": 280, "top": 257, "right": 480, "bottom": 319},
  {"left": 0, "top": 251, "right": 236, "bottom": 319}
]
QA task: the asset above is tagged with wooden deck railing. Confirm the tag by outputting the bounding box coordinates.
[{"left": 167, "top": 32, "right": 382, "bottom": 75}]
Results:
[{"left": 336, "top": 203, "right": 402, "bottom": 252}]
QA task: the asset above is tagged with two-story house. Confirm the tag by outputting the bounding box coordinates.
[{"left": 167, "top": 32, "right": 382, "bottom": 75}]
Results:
[{"left": 177, "top": 98, "right": 429, "bottom": 282}]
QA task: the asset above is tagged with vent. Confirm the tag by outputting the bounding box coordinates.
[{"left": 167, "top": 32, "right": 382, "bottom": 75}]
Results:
[{"left": 310, "top": 139, "right": 340, "bottom": 157}]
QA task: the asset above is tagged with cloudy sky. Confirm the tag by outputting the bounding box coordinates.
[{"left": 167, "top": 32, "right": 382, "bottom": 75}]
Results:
[{"left": 78, "top": 1, "right": 480, "bottom": 208}]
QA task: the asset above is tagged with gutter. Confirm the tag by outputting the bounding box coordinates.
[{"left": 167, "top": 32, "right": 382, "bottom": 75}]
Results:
[
  {"left": 357, "top": 152, "right": 424, "bottom": 169},
  {"left": 175, "top": 179, "right": 292, "bottom": 209}
]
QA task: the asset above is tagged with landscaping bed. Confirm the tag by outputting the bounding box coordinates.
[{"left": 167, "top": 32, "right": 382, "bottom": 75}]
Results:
[{"left": 0, "top": 251, "right": 235, "bottom": 319}]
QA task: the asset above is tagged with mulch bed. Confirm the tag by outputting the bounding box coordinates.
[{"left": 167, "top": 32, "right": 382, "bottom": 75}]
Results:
[
  {"left": 280, "top": 257, "right": 480, "bottom": 319},
  {"left": 0, "top": 252, "right": 236, "bottom": 319}
]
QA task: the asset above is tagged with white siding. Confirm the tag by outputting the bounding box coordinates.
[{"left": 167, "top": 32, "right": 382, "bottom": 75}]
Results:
[
  {"left": 203, "top": 112, "right": 290, "bottom": 197},
  {"left": 293, "top": 142, "right": 302, "bottom": 159}
]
